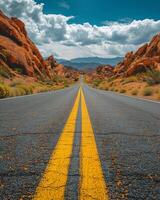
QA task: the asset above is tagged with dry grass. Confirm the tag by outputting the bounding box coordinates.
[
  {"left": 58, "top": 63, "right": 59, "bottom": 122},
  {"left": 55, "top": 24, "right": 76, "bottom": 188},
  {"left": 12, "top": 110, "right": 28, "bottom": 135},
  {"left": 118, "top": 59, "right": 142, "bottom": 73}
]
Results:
[
  {"left": 0, "top": 76, "right": 75, "bottom": 99},
  {"left": 85, "top": 74, "right": 160, "bottom": 101},
  {"left": 0, "top": 83, "right": 11, "bottom": 98}
]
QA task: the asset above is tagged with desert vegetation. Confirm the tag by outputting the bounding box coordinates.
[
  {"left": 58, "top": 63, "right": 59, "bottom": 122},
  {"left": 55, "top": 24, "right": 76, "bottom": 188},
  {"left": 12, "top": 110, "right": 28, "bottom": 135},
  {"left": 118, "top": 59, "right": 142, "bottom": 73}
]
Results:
[
  {"left": 0, "top": 76, "right": 74, "bottom": 98},
  {"left": 85, "top": 69, "right": 160, "bottom": 101}
]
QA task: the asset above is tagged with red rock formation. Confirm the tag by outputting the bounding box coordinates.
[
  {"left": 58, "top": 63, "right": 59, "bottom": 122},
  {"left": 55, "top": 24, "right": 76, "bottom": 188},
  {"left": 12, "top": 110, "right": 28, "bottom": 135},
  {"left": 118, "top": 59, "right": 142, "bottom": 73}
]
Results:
[
  {"left": 96, "top": 65, "right": 114, "bottom": 78},
  {"left": 0, "top": 11, "right": 80, "bottom": 81},
  {"left": 87, "top": 65, "right": 114, "bottom": 81},
  {"left": 114, "top": 33, "right": 160, "bottom": 77},
  {"left": 87, "top": 33, "right": 160, "bottom": 80},
  {"left": 0, "top": 11, "right": 53, "bottom": 79},
  {"left": 45, "top": 55, "right": 57, "bottom": 69},
  {"left": 44, "top": 55, "right": 79, "bottom": 80}
]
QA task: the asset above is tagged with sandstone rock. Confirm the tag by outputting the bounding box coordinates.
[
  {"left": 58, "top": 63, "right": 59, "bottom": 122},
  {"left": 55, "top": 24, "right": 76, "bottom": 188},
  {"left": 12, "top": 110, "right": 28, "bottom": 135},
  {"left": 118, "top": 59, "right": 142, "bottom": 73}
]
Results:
[
  {"left": 0, "top": 10, "right": 53, "bottom": 79},
  {"left": 87, "top": 33, "right": 160, "bottom": 80},
  {"left": 45, "top": 55, "right": 57, "bottom": 69},
  {"left": 114, "top": 33, "right": 160, "bottom": 77}
]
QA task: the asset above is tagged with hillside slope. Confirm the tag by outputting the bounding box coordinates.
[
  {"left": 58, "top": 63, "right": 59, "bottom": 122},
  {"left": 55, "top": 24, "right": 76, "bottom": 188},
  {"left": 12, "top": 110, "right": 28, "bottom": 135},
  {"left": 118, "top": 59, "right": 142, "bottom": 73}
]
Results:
[
  {"left": 86, "top": 33, "right": 160, "bottom": 101},
  {"left": 0, "top": 11, "right": 79, "bottom": 98}
]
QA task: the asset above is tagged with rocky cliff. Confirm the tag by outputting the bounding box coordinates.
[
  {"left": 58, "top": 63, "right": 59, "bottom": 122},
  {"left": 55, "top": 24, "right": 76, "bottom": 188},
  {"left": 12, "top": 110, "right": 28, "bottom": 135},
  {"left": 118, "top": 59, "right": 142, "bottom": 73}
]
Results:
[
  {"left": 0, "top": 11, "right": 53, "bottom": 79},
  {"left": 0, "top": 11, "right": 79, "bottom": 81}
]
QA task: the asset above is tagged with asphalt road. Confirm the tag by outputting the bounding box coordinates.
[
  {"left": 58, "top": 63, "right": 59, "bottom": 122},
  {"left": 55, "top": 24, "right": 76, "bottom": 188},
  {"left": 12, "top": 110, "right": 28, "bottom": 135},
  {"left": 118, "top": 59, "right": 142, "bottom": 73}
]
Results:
[{"left": 0, "top": 83, "right": 160, "bottom": 200}]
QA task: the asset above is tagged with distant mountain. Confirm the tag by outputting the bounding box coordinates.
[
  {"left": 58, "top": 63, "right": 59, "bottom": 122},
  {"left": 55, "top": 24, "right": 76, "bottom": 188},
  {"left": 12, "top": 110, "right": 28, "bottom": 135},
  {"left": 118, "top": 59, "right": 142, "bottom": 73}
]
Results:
[
  {"left": 70, "top": 57, "right": 123, "bottom": 64},
  {"left": 57, "top": 57, "right": 123, "bottom": 70}
]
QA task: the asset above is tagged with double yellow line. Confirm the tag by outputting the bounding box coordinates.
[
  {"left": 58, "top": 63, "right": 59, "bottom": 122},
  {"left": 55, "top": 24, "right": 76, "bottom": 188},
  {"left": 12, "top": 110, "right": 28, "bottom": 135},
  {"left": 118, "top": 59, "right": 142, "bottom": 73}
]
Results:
[{"left": 33, "top": 88, "right": 109, "bottom": 200}]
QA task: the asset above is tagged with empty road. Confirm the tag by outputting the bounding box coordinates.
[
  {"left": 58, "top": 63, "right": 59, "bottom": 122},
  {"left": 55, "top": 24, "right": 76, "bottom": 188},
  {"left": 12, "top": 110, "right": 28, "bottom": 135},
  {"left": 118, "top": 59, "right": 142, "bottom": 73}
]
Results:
[{"left": 0, "top": 83, "right": 160, "bottom": 200}]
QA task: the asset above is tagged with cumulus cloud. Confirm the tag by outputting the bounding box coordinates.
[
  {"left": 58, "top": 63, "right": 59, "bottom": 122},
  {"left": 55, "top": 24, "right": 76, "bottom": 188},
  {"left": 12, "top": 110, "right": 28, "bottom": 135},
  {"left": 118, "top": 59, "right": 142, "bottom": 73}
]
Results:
[
  {"left": 0, "top": 0, "right": 160, "bottom": 59},
  {"left": 0, "top": 0, "right": 72, "bottom": 44}
]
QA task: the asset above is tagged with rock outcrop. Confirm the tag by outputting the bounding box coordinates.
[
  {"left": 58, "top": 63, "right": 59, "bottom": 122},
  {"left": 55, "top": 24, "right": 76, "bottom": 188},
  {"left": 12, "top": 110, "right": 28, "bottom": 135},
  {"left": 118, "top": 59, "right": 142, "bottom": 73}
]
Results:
[
  {"left": 114, "top": 33, "right": 160, "bottom": 77},
  {"left": 0, "top": 10, "right": 52, "bottom": 79},
  {"left": 0, "top": 11, "right": 79, "bottom": 81},
  {"left": 86, "top": 65, "right": 114, "bottom": 81},
  {"left": 44, "top": 55, "right": 79, "bottom": 80},
  {"left": 45, "top": 55, "right": 57, "bottom": 69},
  {"left": 87, "top": 33, "right": 160, "bottom": 80}
]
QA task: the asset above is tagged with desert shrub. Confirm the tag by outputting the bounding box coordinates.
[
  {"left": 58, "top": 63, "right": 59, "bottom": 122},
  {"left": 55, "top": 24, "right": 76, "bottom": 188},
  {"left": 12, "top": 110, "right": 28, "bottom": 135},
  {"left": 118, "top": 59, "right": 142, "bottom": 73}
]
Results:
[
  {"left": 64, "top": 83, "right": 69, "bottom": 87},
  {"left": 122, "top": 76, "right": 138, "bottom": 85},
  {"left": 145, "top": 70, "right": 160, "bottom": 85},
  {"left": 63, "top": 79, "right": 69, "bottom": 87},
  {"left": 0, "top": 65, "right": 11, "bottom": 79},
  {"left": 131, "top": 89, "right": 138, "bottom": 95},
  {"left": 9, "top": 80, "right": 24, "bottom": 87},
  {"left": 8, "top": 88, "right": 17, "bottom": 97},
  {"left": 14, "top": 67, "right": 24, "bottom": 74},
  {"left": 15, "top": 87, "right": 26, "bottom": 96},
  {"left": 52, "top": 76, "right": 64, "bottom": 84},
  {"left": 105, "top": 87, "right": 109, "bottom": 91},
  {"left": 107, "top": 77, "right": 115, "bottom": 82},
  {"left": 120, "top": 89, "right": 126, "bottom": 93},
  {"left": 114, "top": 88, "right": 118, "bottom": 92},
  {"left": 0, "top": 83, "right": 11, "bottom": 98},
  {"left": 16, "top": 84, "right": 33, "bottom": 95},
  {"left": 143, "top": 87, "right": 153, "bottom": 96},
  {"left": 110, "top": 87, "right": 115, "bottom": 91},
  {"left": 93, "top": 79, "right": 102, "bottom": 87}
]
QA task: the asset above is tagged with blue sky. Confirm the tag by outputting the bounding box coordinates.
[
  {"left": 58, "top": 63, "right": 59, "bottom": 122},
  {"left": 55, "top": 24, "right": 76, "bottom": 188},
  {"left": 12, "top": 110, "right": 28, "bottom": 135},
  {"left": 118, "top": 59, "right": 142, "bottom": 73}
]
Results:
[
  {"left": 36, "top": 0, "right": 160, "bottom": 25},
  {"left": 1, "top": 0, "right": 160, "bottom": 59}
]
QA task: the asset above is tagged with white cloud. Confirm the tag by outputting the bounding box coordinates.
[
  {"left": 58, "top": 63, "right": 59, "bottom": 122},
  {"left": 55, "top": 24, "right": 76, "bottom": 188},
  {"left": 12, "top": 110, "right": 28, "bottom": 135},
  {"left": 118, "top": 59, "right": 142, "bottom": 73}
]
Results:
[{"left": 0, "top": 0, "right": 160, "bottom": 59}]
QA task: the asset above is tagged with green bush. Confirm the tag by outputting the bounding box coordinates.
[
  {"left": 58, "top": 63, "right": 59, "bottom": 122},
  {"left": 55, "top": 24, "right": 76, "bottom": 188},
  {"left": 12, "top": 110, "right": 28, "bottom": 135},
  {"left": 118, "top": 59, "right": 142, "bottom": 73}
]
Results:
[
  {"left": 143, "top": 87, "right": 153, "bottom": 96},
  {"left": 93, "top": 79, "right": 102, "bottom": 87},
  {"left": 0, "top": 66, "right": 11, "bottom": 78},
  {"left": 145, "top": 70, "right": 160, "bottom": 85}
]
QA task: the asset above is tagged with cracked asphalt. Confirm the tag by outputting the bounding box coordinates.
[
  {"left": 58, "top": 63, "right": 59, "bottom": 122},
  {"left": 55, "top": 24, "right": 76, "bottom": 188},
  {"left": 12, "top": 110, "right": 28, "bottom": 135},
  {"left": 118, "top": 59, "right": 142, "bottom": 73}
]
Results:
[{"left": 0, "top": 83, "right": 160, "bottom": 199}]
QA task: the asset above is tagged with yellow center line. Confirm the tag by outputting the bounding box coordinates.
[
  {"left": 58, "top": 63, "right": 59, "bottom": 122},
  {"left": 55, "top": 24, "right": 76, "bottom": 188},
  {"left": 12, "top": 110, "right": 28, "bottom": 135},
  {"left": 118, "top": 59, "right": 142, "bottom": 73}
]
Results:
[
  {"left": 33, "top": 89, "right": 81, "bottom": 200},
  {"left": 80, "top": 88, "right": 109, "bottom": 200}
]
